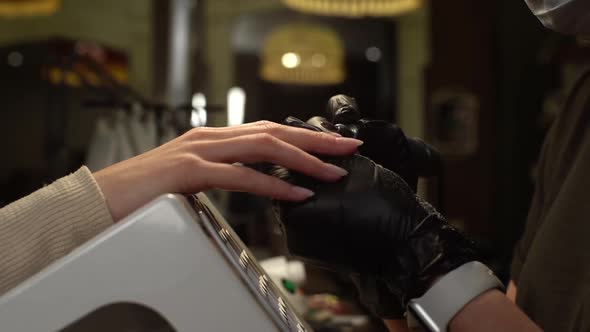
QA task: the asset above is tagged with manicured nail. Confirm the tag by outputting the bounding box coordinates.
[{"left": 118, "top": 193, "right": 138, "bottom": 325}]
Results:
[
  {"left": 338, "top": 137, "right": 364, "bottom": 146},
  {"left": 325, "top": 163, "right": 348, "bottom": 177},
  {"left": 291, "top": 186, "right": 315, "bottom": 199}
]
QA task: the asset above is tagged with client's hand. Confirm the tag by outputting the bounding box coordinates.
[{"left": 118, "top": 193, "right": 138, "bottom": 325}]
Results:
[
  {"left": 273, "top": 154, "right": 476, "bottom": 313},
  {"left": 94, "top": 121, "right": 362, "bottom": 221}
]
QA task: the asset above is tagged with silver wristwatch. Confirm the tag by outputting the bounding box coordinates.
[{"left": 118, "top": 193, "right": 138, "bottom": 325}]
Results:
[{"left": 406, "top": 261, "right": 505, "bottom": 332}]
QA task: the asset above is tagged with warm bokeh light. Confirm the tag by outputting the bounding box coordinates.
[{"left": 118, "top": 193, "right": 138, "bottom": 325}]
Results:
[
  {"left": 260, "top": 23, "right": 345, "bottom": 85},
  {"left": 281, "top": 0, "right": 422, "bottom": 18},
  {"left": 0, "top": 0, "right": 59, "bottom": 17}
]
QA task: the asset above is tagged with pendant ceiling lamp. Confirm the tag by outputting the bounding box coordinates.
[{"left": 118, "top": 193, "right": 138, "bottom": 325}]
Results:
[
  {"left": 260, "top": 23, "right": 345, "bottom": 86},
  {"left": 0, "top": 0, "right": 59, "bottom": 17},
  {"left": 281, "top": 0, "right": 422, "bottom": 18}
]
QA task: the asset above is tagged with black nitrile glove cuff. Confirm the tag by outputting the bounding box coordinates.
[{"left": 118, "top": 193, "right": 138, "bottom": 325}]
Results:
[
  {"left": 384, "top": 213, "right": 479, "bottom": 307},
  {"left": 349, "top": 214, "right": 477, "bottom": 319}
]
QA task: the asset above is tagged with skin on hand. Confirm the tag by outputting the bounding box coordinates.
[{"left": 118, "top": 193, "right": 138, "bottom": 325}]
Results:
[
  {"left": 449, "top": 290, "right": 540, "bottom": 332},
  {"left": 383, "top": 281, "right": 519, "bottom": 332},
  {"left": 93, "top": 120, "right": 363, "bottom": 221},
  {"left": 506, "top": 280, "right": 517, "bottom": 303}
]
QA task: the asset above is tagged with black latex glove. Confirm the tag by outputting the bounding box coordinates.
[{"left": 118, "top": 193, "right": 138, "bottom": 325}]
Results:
[
  {"left": 308, "top": 94, "right": 440, "bottom": 192},
  {"left": 282, "top": 115, "right": 422, "bottom": 318},
  {"left": 310, "top": 117, "right": 419, "bottom": 191},
  {"left": 273, "top": 154, "right": 477, "bottom": 315}
]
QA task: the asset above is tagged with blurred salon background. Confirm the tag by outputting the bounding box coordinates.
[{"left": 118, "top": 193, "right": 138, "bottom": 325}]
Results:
[{"left": 0, "top": 0, "right": 586, "bottom": 331}]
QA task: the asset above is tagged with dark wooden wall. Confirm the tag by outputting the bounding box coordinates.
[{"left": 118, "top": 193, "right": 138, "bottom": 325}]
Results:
[{"left": 426, "top": 1, "right": 496, "bottom": 238}]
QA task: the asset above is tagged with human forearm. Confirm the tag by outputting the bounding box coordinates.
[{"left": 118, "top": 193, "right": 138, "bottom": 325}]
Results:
[
  {"left": 449, "top": 290, "right": 540, "bottom": 332},
  {"left": 0, "top": 167, "right": 113, "bottom": 295},
  {"left": 382, "top": 287, "right": 534, "bottom": 332}
]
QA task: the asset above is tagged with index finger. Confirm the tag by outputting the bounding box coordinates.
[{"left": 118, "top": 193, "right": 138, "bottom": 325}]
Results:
[{"left": 188, "top": 121, "right": 363, "bottom": 155}]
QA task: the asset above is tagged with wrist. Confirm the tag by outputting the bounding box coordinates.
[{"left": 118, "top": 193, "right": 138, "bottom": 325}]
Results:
[
  {"left": 448, "top": 289, "right": 541, "bottom": 332},
  {"left": 406, "top": 262, "right": 504, "bottom": 332},
  {"left": 404, "top": 213, "right": 478, "bottom": 299},
  {"left": 448, "top": 289, "right": 504, "bottom": 329},
  {"left": 93, "top": 155, "right": 176, "bottom": 221}
]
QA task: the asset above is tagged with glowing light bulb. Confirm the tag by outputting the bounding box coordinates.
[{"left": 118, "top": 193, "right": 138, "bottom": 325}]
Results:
[{"left": 281, "top": 52, "right": 301, "bottom": 69}]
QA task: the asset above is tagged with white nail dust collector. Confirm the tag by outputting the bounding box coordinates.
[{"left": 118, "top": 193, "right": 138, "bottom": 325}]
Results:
[{"left": 0, "top": 193, "right": 311, "bottom": 332}]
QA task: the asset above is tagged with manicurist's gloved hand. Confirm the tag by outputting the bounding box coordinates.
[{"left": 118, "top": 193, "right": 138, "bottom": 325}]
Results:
[
  {"left": 307, "top": 94, "right": 440, "bottom": 192},
  {"left": 284, "top": 109, "right": 441, "bottom": 318},
  {"left": 273, "top": 153, "right": 477, "bottom": 314}
]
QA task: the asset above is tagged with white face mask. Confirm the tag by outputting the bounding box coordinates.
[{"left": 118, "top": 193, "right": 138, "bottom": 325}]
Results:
[{"left": 526, "top": 0, "right": 590, "bottom": 35}]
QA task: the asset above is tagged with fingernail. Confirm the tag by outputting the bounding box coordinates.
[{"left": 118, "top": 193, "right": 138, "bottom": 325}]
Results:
[
  {"left": 325, "top": 163, "right": 348, "bottom": 177},
  {"left": 338, "top": 137, "right": 364, "bottom": 146},
  {"left": 291, "top": 186, "right": 315, "bottom": 199}
]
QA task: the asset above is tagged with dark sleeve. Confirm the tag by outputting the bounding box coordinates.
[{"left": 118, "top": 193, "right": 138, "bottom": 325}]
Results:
[{"left": 510, "top": 125, "right": 554, "bottom": 284}]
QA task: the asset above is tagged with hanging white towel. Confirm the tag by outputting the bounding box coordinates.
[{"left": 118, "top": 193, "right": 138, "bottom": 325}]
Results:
[
  {"left": 85, "top": 117, "right": 117, "bottom": 172},
  {"left": 114, "top": 110, "right": 135, "bottom": 162},
  {"left": 143, "top": 110, "right": 158, "bottom": 151},
  {"left": 159, "top": 111, "right": 178, "bottom": 145},
  {"left": 128, "top": 106, "right": 157, "bottom": 154}
]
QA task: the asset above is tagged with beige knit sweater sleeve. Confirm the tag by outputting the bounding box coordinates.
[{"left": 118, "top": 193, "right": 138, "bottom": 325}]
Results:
[{"left": 0, "top": 166, "right": 114, "bottom": 296}]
